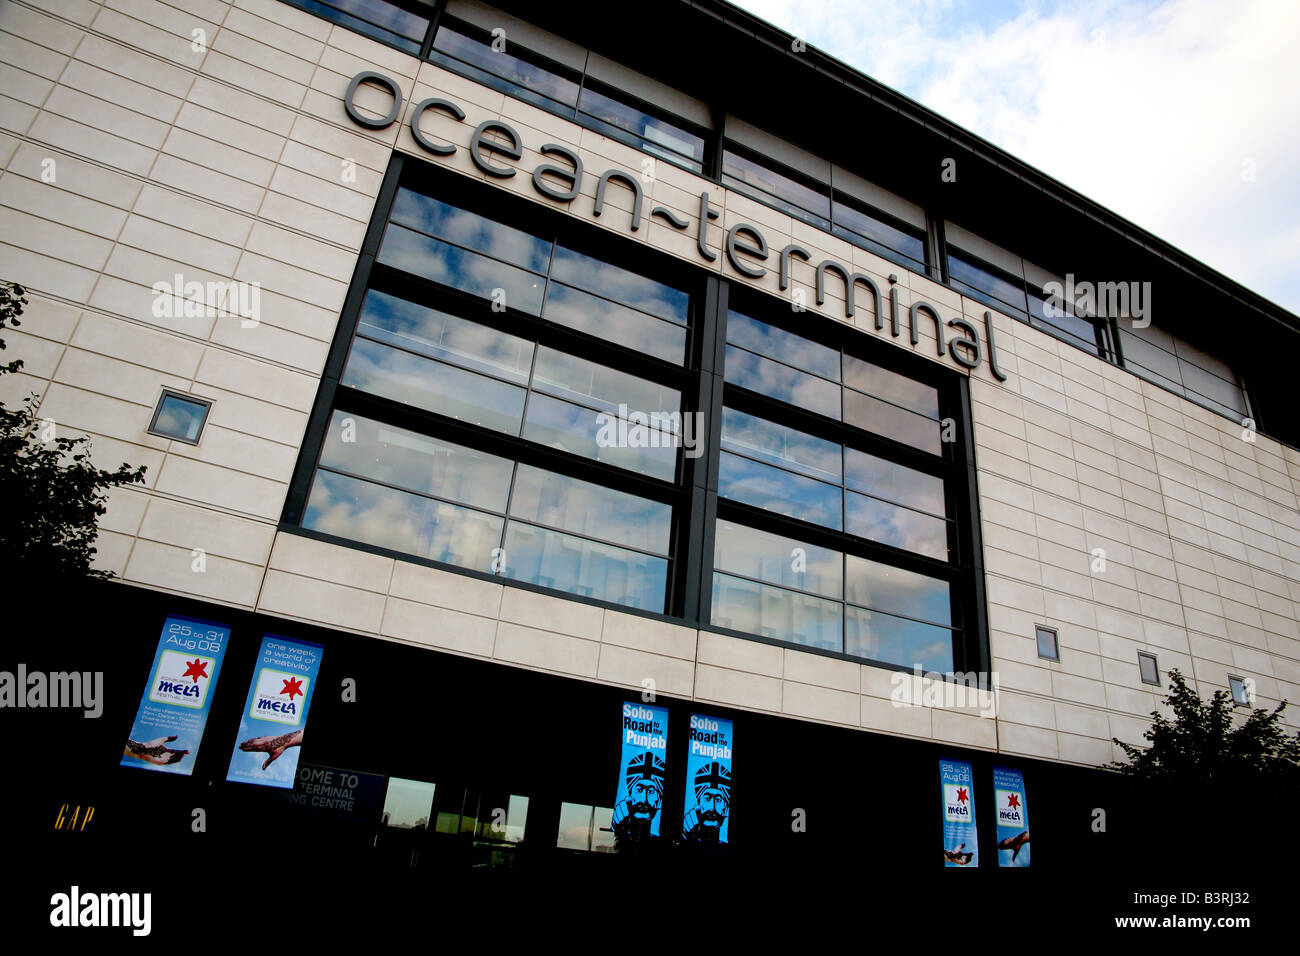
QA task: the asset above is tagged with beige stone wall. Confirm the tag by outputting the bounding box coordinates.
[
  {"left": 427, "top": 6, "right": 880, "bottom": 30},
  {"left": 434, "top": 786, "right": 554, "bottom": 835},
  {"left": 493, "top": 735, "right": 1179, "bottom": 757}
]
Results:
[{"left": 2, "top": 0, "right": 1296, "bottom": 765}]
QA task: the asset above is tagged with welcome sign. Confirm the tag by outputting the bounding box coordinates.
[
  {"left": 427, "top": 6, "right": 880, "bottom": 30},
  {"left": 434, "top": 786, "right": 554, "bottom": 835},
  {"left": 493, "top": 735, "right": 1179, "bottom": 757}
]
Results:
[
  {"left": 993, "top": 766, "right": 1030, "bottom": 866},
  {"left": 122, "top": 615, "right": 230, "bottom": 775},
  {"left": 226, "top": 635, "right": 323, "bottom": 789},
  {"left": 613, "top": 701, "right": 668, "bottom": 840},
  {"left": 940, "top": 758, "right": 978, "bottom": 866}
]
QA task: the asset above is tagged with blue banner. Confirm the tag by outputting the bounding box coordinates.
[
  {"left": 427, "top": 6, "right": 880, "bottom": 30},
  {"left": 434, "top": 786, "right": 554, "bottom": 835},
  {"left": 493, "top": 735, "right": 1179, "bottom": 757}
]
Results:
[
  {"left": 682, "top": 714, "right": 732, "bottom": 844},
  {"left": 612, "top": 701, "right": 668, "bottom": 840},
  {"left": 122, "top": 615, "right": 230, "bottom": 775},
  {"left": 940, "top": 758, "right": 978, "bottom": 866},
  {"left": 226, "top": 635, "right": 323, "bottom": 789},
  {"left": 993, "top": 766, "right": 1030, "bottom": 866}
]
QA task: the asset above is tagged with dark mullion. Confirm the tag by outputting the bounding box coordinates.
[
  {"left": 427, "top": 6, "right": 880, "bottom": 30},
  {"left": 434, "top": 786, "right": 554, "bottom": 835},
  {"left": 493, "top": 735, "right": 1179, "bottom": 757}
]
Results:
[
  {"left": 714, "top": 498, "right": 959, "bottom": 585},
  {"left": 686, "top": 277, "right": 727, "bottom": 623},
  {"left": 954, "top": 376, "right": 990, "bottom": 676},
  {"left": 366, "top": 265, "right": 694, "bottom": 393},
  {"left": 331, "top": 387, "right": 685, "bottom": 507},
  {"left": 722, "top": 383, "right": 956, "bottom": 481},
  {"left": 419, "top": 0, "right": 445, "bottom": 59},
  {"left": 281, "top": 154, "right": 406, "bottom": 526}
]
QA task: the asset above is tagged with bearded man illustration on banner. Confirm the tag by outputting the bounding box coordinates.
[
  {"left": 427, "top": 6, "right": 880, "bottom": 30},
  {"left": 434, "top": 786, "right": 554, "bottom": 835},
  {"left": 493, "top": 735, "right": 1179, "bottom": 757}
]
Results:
[
  {"left": 612, "top": 751, "right": 667, "bottom": 841},
  {"left": 683, "top": 760, "right": 731, "bottom": 843}
]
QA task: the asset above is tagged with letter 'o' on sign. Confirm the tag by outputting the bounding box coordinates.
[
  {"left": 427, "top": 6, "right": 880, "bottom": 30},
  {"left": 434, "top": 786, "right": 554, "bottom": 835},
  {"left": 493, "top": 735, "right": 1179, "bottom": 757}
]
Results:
[{"left": 344, "top": 71, "right": 403, "bottom": 129}]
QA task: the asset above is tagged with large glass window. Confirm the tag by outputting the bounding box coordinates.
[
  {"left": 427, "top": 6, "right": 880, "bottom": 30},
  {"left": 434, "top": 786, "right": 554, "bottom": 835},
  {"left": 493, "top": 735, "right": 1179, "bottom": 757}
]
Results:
[
  {"left": 289, "top": 156, "right": 986, "bottom": 678},
  {"left": 281, "top": 0, "right": 434, "bottom": 54},
  {"left": 299, "top": 174, "right": 691, "bottom": 613},
  {"left": 710, "top": 303, "right": 964, "bottom": 673},
  {"left": 431, "top": 9, "right": 709, "bottom": 174},
  {"left": 1118, "top": 321, "right": 1247, "bottom": 420}
]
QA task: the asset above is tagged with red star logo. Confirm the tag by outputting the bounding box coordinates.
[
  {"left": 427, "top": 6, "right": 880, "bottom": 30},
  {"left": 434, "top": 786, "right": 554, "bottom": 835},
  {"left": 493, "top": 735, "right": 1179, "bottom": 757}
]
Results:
[
  {"left": 281, "top": 677, "right": 304, "bottom": 701},
  {"left": 1008, "top": 793, "right": 1021, "bottom": 809},
  {"left": 182, "top": 658, "right": 209, "bottom": 683},
  {"left": 956, "top": 787, "right": 968, "bottom": 805}
]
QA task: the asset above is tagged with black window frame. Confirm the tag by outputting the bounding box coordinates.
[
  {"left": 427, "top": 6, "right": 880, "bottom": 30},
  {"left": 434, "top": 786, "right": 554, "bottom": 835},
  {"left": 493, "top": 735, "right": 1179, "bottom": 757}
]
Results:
[
  {"left": 283, "top": 155, "right": 706, "bottom": 619},
  {"left": 1035, "top": 625, "right": 1060, "bottom": 662},
  {"left": 1137, "top": 651, "right": 1160, "bottom": 687},
  {"left": 148, "top": 388, "right": 214, "bottom": 446},
  {"left": 283, "top": 154, "right": 990, "bottom": 680}
]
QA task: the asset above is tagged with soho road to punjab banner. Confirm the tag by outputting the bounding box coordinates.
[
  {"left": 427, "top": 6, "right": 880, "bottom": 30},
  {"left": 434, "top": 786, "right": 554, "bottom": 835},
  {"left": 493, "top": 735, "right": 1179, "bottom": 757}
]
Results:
[
  {"left": 682, "top": 714, "right": 732, "bottom": 844},
  {"left": 993, "top": 766, "right": 1030, "bottom": 866},
  {"left": 940, "top": 758, "right": 978, "bottom": 866},
  {"left": 612, "top": 701, "right": 668, "bottom": 840},
  {"left": 122, "top": 615, "right": 230, "bottom": 775},
  {"left": 226, "top": 635, "right": 322, "bottom": 789}
]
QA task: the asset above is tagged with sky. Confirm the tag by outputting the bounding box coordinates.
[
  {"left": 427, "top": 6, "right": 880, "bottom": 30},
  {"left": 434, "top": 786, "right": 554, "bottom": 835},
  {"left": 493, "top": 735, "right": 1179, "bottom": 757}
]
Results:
[{"left": 727, "top": 0, "right": 1300, "bottom": 315}]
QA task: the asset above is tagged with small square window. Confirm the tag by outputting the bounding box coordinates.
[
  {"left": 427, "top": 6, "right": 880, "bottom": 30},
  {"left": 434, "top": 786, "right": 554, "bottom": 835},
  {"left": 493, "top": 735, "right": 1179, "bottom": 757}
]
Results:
[
  {"left": 1138, "top": 652, "right": 1159, "bottom": 686},
  {"left": 148, "top": 390, "right": 212, "bottom": 445},
  {"left": 1228, "top": 675, "right": 1250, "bottom": 707},
  {"left": 1035, "top": 625, "right": 1059, "bottom": 662}
]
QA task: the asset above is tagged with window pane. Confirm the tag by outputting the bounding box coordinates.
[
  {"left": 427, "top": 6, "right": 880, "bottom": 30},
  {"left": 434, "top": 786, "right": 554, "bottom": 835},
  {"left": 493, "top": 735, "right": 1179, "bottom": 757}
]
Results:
[
  {"left": 502, "top": 521, "right": 668, "bottom": 611},
  {"left": 358, "top": 290, "right": 534, "bottom": 384},
  {"left": 153, "top": 394, "right": 208, "bottom": 442},
  {"left": 844, "top": 389, "right": 942, "bottom": 454},
  {"left": 550, "top": 246, "right": 689, "bottom": 324},
  {"left": 710, "top": 572, "right": 843, "bottom": 652},
  {"left": 523, "top": 393, "right": 677, "bottom": 480},
  {"left": 721, "top": 149, "right": 830, "bottom": 225},
  {"left": 390, "top": 190, "right": 551, "bottom": 272},
  {"left": 304, "top": 470, "right": 504, "bottom": 570},
  {"left": 718, "top": 451, "right": 841, "bottom": 530},
  {"left": 557, "top": 803, "right": 593, "bottom": 851},
  {"left": 721, "top": 408, "right": 841, "bottom": 483},
  {"left": 726, "top": 310, "right": 840, "bottom": 381},
  {"left": 713, "top": 519, "right": 842, "bottom": 599},
  {"left": 577, "top": 86, "right": 705, "bottom": 165},
  {"left": 293, "top": 0, "right": 426, "bottom": 52},
  {"left": 842, "top": 354, "right": 939, "bottom": 419},
  {"left": 382, "top": 777, "right": 436, "bottom": 829},
  {"left": 845, "top": 606, "right": 954, "bottom": 672},
  {"left": 845, "top": 555, "right": 951, "bottom": 626},
  {"left": 318, "top": 410, "right": 513, "bottom": 512},
  {"left": 1027, "top": 290, "right": 1100, "bottom": 353},
  {"left": 725, "top": 345, "right": 841, "bottom": 418},
  {"left": 532, "top": 347, "right": 680, "bottom": 418},
  {"left": 832, "top": 199, "right": 925, "bottom": 268},
  {"left": 509, "top": 464, "right": 671, "bottom": 554},
  {"left": 542, "top": 283, "right": 686, "bottom": 364},
  {"left": 343, "top": 337, "right": 526, "bottom": 434},
  {"left": 948, "top": 253, "right": 1026, "bottom": 316},
  {"left": 846, "top": 492, "right": 948, "bottom": 560},
  {"left": 844, "top": 448, "right": 944, "bottom": 516},
  {"left": 431, "top": 26, "right": 579, "bottom": 109},
  {"left": 377, "top": 225, "right": 545, "bottom": 313},
  {"left": 1036, "top": 626, "right": 1059, "bottom": 660}
]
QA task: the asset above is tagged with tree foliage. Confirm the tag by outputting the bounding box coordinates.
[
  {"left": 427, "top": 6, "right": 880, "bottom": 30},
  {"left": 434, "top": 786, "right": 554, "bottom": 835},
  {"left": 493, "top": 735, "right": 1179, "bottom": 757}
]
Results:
[
  {"left": 0, "top": 282, "right": 147, "bottom": 578},
  {"left": 1108, "top": 668, "right": 1300, "bottom": 782}
]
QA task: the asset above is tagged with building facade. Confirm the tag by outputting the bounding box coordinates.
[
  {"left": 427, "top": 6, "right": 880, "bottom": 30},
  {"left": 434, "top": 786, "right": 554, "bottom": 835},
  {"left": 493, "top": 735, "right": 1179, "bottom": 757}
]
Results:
[{"left": 1, "top": 0, "right": 1296, "bottom": 929}]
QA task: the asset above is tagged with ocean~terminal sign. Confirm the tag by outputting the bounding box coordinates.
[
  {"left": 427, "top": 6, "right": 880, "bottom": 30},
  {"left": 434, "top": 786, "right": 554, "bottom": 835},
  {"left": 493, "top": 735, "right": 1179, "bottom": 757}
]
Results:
[{"left": 342, "top": 70, "right": 1008, "bottom": 383}]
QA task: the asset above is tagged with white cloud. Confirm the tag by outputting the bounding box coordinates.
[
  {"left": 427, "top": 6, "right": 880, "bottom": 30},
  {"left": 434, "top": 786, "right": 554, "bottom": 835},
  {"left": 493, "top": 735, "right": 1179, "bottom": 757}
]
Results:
[{"left": 730, "top": 0, "right": 1300, "bottom": 313}]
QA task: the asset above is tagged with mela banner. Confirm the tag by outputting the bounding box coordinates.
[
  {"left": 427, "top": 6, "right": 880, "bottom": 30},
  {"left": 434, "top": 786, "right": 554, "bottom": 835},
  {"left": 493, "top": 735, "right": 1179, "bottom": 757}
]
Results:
[
  {"left": 940, "top": 758, "right": 978, "bottom": 866},
  {"left": 226, "top": 635, "right": 322, "bottom": 789},
  {"left": 612, "top": 701, "right": 668, "bottom": 840},
  {"left": 993, "top": 766, "right": 1030, "bottom": 866},
  {"left": 682, "top": 714, "right": 732, "bottom": 844},
  {"left": 122, "top": 614, "right": 230, "bottom": 775}
]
